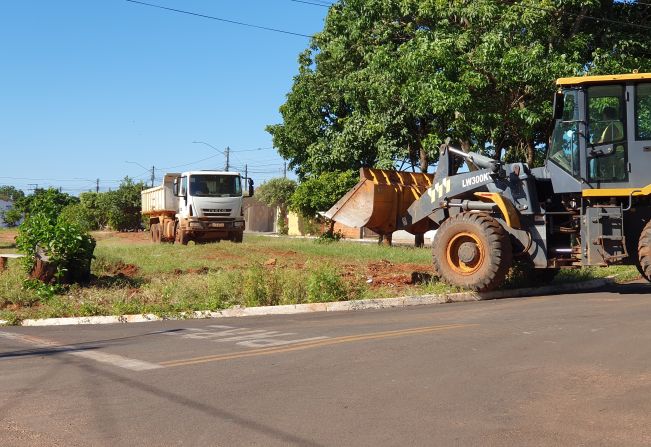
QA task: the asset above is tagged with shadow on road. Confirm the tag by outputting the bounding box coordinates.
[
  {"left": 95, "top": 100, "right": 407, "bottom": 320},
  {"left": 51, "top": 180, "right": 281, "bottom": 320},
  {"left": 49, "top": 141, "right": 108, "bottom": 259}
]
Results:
[{"left": 603, "top": 282, "right": 651, "bottom": 295}]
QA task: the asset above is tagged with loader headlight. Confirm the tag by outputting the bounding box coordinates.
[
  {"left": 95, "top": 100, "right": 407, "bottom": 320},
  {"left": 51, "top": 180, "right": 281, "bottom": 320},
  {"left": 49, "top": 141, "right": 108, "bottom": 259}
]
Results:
[{"left": 233, "top": 221, "right": 244, "bottom": 227}]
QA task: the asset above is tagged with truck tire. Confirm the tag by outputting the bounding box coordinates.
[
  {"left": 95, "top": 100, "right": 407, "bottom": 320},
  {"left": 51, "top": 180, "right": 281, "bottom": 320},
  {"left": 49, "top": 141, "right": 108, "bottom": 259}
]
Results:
[
  {"left": 175, "top": 229, "right": 189, "bottom": 246},
  {"left": 232, "top": 232, "right": 243, "bottom": 243},
  {"left": 432, "top": 212, "right": 512, "bottom": 292},
  {"left": 637, "top": 220, "right": 651, "bottom": 282},
  {"left": 150, "top": 223, "right": 161, "bottom": 243}
]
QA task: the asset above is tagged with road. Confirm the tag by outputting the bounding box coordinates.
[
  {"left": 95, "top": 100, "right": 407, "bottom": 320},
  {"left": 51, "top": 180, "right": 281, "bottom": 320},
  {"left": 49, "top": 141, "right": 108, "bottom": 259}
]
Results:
[{"left": 1, "top": 282, "right": 651, "bottom": 446}]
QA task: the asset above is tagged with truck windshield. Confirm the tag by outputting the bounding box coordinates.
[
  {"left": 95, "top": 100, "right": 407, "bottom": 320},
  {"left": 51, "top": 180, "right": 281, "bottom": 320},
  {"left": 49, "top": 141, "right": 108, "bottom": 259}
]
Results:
[{"left": 189, "top": 175, "right": 242, "bottom": 197}]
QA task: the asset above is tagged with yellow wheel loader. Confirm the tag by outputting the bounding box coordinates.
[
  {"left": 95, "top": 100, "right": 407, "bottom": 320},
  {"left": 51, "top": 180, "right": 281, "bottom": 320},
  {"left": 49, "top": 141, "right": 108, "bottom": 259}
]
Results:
[{"left": 326, "top": 73, "right": 651, "bottom": 291}]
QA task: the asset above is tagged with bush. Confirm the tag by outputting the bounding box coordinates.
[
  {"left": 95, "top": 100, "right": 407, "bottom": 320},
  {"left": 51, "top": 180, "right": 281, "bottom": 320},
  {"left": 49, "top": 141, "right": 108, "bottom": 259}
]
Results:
[
  {"left": 59, "top": 203, "right": 98, "bottom": 232},
  {"left": 16, "top": 212, "right": 96, "bottom": 285},
  {"left": 306, "top": 264, "right": 349, "bottom": 302}
]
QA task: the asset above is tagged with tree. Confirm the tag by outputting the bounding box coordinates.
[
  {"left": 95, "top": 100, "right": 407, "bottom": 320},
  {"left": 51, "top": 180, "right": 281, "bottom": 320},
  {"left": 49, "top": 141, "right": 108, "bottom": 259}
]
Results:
[
  {"left": 105, "top": 177, "right": 144, "bottom": 231},
  {"left": 255, "top": 178, "right": 297, "bottom": 234},
  {"left": 1, "top": 209, "right": 22, "bottom": 227},
  {"left": 0, "top": 185, "right": 25, "bottom": 202},
  {"left": 14, "top": 188, "right": 78, "bottom": 221},
  {"left": 290, "top": 171, "right": 358, "bottom": 233},
  {"left": 268, "top": 0, "right": 650, "bottom": 175}
]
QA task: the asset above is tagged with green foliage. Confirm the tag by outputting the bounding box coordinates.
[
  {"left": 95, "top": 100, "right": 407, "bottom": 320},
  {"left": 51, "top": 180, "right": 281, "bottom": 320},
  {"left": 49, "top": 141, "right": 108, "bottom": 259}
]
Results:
[
  {"left": 256, "top": 177, "right": 297, "bottom": 235},
  {"left": 306, "top": 264, "right": 353, "bottom": 303},
  {"left": 105, "top": 177, "right": 144, "bottom": 231},
  {"left": 14, "top": 188, "right": 78, "bottom": 220},
  {"left": 316, "top": 229, "right": 344, "bottom": 244},
  {"left": 290, "top": 170, "right": 358, "bottom": 218},
  {"left": 255, "top": 178, "right": 298, "bottom": 208},
  {"left": 59, "top": 203, "right": 97, "bottom": 232},
  {"left": 268, "top": 0, "right": 650, "bottom": 174},
  {"left": 0, "top": 185, "right": 24, "bottom": 202},
  {"left": 15, "top": 210, "right": 96, "bottom": 285},
  {"left": 1, "top": 208, "right": 22, "bottom": 227},
  {"left": 56, "top": 177, "right": 145, "bottom": 231}
]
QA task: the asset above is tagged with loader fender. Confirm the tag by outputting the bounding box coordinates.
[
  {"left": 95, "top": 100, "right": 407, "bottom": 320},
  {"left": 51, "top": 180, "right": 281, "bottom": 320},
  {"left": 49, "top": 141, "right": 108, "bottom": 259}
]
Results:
[{"left": 473, "top": 192, "right": 521, "bottom": 229}]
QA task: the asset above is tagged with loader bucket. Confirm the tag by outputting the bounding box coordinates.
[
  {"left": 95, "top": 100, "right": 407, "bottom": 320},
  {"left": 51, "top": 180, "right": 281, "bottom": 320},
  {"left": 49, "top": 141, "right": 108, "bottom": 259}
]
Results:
[{"left": 325, "top": 168, "right": 434, "bottom": 235}]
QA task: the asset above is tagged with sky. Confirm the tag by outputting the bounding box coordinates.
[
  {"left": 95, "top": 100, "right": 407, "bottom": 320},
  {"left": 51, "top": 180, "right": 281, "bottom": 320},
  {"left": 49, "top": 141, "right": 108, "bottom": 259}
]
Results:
[{"left": 0, "top": 0, "right": 331, "bottom": 194}]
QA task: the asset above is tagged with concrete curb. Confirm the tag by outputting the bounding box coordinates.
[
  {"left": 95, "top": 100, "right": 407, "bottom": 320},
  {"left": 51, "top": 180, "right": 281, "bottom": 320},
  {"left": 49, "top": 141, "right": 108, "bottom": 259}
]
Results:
[{"left": 0, "top": 278, "right": 612, "bottom": 327}]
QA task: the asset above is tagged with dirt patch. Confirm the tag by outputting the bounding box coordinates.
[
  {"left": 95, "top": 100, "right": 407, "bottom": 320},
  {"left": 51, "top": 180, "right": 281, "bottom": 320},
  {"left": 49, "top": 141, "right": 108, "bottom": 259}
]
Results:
[
  {"left": 344, "top": 259, "right": 433, "bottom": 290},
  {"left": 0, "top": 230, "right": 17, "bottom": 244},
  {"left": 103, "top": 261, "right": 140, "bottom": 277}
]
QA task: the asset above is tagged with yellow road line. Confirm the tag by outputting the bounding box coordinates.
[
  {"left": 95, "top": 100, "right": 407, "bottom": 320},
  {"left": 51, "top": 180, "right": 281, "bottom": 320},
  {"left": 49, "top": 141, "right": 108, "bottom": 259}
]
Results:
[{"left": 161, "top": 323, "right": 475, "bottom": 368}]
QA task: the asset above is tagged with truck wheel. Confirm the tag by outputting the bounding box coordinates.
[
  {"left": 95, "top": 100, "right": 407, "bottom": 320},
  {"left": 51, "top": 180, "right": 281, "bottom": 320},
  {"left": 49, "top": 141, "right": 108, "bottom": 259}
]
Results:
[
  {"left": 175, "top": 230, "right": 190, "bottom": 246},
  {"left": 232, "top": 232, "right": 243, "bottom": 243},
  {"left": 150, "top": 224, "right": 161, "bottom": 243},
  {"left": 637, "top": 220, "right": 651, "bottom": 282},
  {"left": 432, "top": 212, "right": 512, "bottom": 292}
]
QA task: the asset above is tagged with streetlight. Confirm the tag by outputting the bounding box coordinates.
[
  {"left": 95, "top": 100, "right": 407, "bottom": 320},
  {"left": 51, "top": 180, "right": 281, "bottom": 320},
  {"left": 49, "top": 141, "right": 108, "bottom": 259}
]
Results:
[{"left": 192, "top": 141, "right": 229, "bottom": 171}]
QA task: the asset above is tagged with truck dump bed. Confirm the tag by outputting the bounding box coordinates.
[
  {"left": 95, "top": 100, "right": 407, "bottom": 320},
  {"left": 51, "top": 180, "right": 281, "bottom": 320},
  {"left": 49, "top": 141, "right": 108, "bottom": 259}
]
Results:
[
  {"left": 141, "top": 173, "right": 180, "bottom": 215},
  {"left": 325, "top": 168, "right": 434, "bottom": 235}
]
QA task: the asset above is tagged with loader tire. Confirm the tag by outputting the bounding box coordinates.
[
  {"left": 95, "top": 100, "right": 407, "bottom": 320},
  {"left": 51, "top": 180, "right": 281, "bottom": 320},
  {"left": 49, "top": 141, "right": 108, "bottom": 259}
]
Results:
[
  {"left": 432, "top": 212, "right": 512, "bottom": 292},
  {"left": 637, "top": 220, "right": 651, "bottom": 282}
]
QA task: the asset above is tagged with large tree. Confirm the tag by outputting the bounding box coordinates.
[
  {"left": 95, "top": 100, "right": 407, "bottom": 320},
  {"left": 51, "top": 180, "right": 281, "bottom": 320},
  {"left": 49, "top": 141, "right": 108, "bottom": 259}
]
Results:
[{"left": 268, "top": 0, "right": 650, "bottom": 175}]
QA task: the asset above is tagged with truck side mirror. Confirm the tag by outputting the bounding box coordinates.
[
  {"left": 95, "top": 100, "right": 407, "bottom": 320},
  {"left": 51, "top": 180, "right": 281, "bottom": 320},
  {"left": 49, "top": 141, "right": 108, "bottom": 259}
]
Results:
[
  {"left": 553, "top": 92, "right": 564, "bottom": 120},
  {"left": 248, "top": 178, "right": 254, "bottom": 197},
  {"left": 173, "top": 177, "right": 180, "bottom": 197}
]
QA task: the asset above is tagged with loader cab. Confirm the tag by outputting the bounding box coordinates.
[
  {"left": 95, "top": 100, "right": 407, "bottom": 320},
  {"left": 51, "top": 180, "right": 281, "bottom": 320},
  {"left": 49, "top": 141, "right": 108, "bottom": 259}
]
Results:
[{"left": 548, "top": 73, "right": 651, "bottom": 192}]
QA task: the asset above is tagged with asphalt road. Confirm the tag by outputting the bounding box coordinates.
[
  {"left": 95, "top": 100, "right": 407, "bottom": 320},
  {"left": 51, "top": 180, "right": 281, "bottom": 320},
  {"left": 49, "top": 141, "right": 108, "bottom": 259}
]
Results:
[{"left": 1, "top": 282, "right": 651, "bottom": 447}]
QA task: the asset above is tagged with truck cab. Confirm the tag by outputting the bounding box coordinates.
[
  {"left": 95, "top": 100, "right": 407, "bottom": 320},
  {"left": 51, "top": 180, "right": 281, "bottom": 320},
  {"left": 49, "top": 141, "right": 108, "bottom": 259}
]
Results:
[{"left": 174, "top": 171, "right": 250, "bottom": 244}]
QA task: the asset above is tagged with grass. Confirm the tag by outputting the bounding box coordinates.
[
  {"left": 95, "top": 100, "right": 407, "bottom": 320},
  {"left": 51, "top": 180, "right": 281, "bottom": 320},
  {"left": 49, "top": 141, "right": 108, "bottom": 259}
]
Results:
[{"left": 0, "top": 231, "right": 642, "bottom": 324}]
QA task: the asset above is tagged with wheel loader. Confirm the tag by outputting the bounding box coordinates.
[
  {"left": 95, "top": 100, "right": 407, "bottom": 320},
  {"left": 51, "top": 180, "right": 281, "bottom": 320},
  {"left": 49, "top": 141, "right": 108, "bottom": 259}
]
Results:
[{"left": 326, "top": 73, "right": 651, "bottom": 291}]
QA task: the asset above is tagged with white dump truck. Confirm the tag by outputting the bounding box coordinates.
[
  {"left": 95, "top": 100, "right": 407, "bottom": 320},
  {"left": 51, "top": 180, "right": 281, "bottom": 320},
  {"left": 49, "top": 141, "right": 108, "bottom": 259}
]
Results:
[{"left": 141, "top": 170, "right": 253, "bottom": 245}]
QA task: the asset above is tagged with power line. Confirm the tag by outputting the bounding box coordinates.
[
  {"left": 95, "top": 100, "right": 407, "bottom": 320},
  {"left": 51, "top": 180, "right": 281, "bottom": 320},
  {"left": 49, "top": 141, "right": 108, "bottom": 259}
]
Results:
[
  {"left": 126, "top": 0, "right": 313, "bottom": 38},
  {"left": 230, "top": 146, "right": 274, "bottom": 153},
  {"left": 289, "top": 0, "right": 332, "bottom": 8}
]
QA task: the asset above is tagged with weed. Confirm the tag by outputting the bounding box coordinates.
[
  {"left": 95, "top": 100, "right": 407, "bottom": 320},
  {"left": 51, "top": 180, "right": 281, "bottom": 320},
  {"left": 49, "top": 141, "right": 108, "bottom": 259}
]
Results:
[{"left": 306, "top": 264, "right": 349, "bottom": 303}]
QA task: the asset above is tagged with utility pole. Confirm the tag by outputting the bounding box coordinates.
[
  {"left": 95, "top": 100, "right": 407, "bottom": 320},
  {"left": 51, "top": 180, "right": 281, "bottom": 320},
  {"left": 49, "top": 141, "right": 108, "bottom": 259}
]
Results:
[
  {"left": 96, "top": 178, "right": 100, "bottom": 193},
  {"left": 225, "top": 147, "right": 230, "bottom": 171},
  {"left": 27, "top": 183, "right": 38, "bottom": 192},
  {"left": 151, "top": 166, "right": 155, "bottom": 188},
  {"left": 244, "top": 164, "right": 248, "bottom": 181},
  {"left": 283, "top": 161, "right": 287, "bottom": 179}
]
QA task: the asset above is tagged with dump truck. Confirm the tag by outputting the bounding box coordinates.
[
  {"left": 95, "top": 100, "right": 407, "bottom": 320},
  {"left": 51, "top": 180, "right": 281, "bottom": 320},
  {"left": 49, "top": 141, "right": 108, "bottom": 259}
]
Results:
[
  {"left": 141, "top": 170, "right": 253, "bottom": 245},
  {"left": 326, "top": 72, "right": 651, "bottom": 291}
]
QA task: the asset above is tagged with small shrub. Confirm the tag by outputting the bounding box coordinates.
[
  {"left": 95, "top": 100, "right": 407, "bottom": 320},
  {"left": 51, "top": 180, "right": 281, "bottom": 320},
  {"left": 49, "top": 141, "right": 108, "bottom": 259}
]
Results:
[
  {"left": 316, "top": 229, "right": 344, "bottom": 244},
  {"left": 16, "top": 212, "right": 96, "bottom": 285},
  {"left": 306, "top": 264, "right": 348, "bottom": 302}
]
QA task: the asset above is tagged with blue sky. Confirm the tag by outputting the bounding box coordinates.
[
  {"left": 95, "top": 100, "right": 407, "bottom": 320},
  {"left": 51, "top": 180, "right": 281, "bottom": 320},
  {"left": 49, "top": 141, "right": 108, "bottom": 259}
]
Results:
[{"left": 0, "top": 0, "right": 329, "bottom": 194}]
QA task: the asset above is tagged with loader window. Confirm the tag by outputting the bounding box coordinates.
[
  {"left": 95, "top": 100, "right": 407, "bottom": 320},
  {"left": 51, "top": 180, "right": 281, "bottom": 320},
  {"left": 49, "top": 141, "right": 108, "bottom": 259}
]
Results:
[
  {"left": 636, "top": 83, "right": 651, "bottom": 140},
  {"left": 549, "top": 90, "right": 580, "bottom": 176},
  {"left": 587, "top": 85, "right": 627, "bottom": 182}
]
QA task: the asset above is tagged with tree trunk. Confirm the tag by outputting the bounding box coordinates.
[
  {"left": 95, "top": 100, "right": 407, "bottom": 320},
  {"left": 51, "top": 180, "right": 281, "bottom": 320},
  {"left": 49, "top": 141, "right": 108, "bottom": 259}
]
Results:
[
  {"left": 419, "top": 146, "right": 428, "bottom": 172},
  {"left": 30, "top": 249, "right": 57, "bottom": 284},
  {"left": 460, "top": 139, "right": 478, "bottom": 171},
  {"left": 526, "top": 140, "right": 535, "bottom": 166}
]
